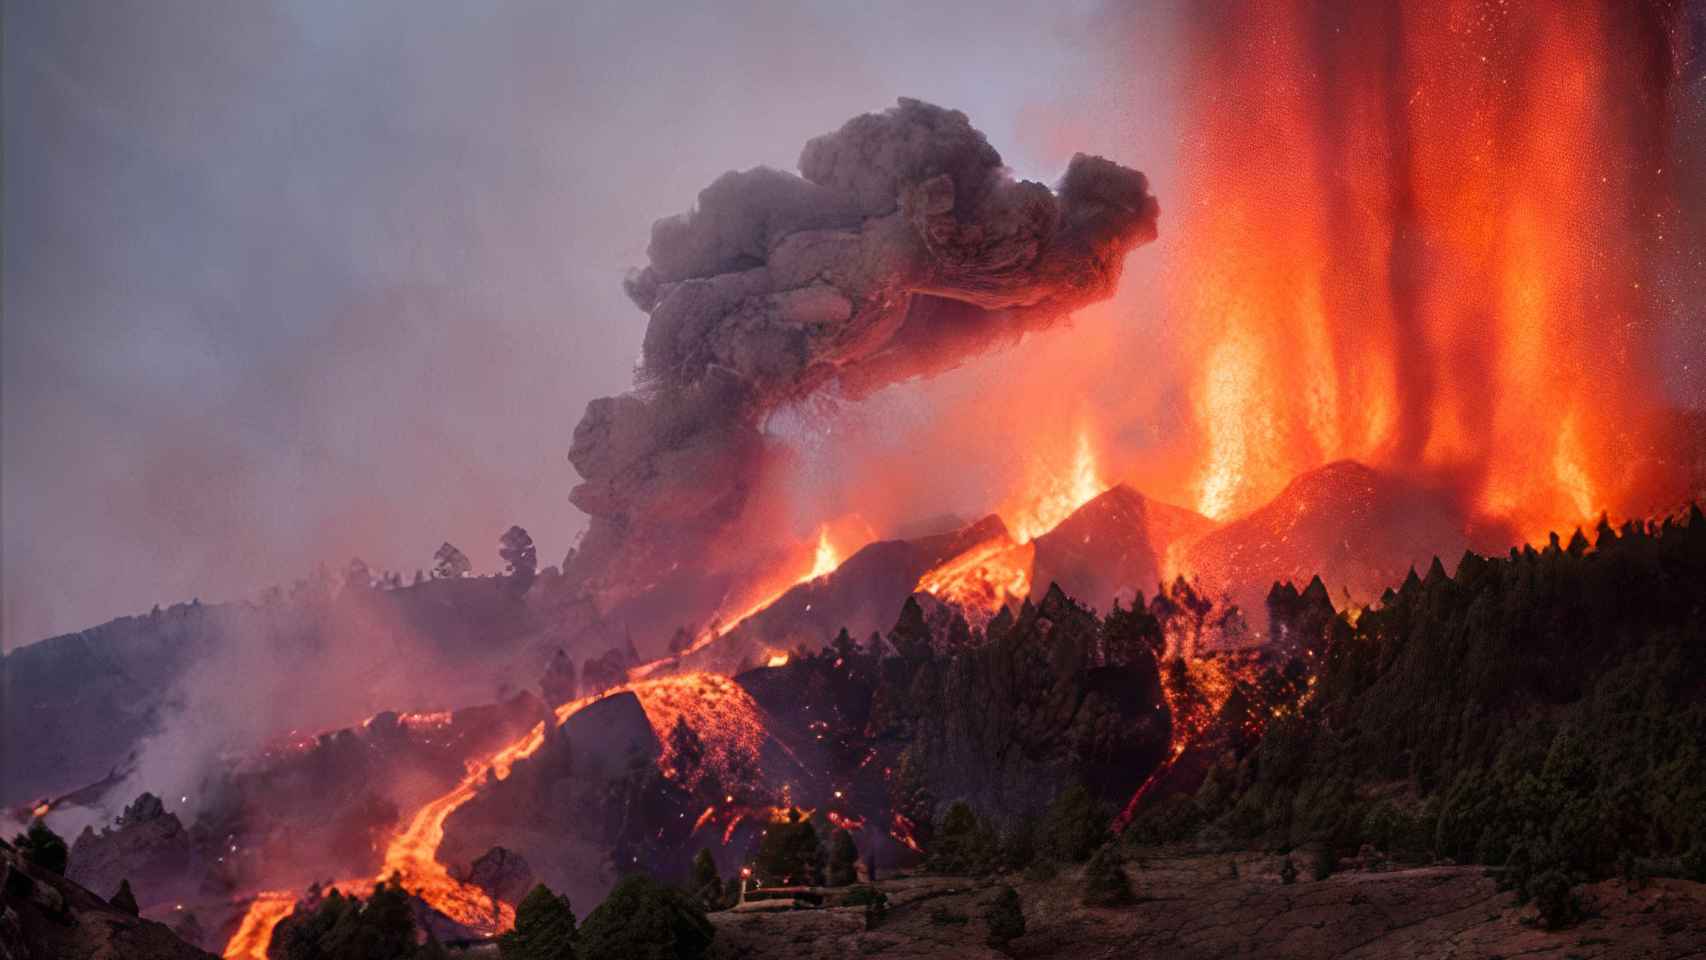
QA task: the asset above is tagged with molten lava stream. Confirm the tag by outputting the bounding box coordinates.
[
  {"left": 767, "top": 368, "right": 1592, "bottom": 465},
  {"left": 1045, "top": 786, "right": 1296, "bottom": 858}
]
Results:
[
  {"left": 221, "top": 892, "right": 296, "bottom": 960},
  {"left": 630, "top": 523, "right": 850, "bottom": 679},
  {"left": 914, "top": 425, "right": 1104, "bottom": 622},
  {"left": 224, "top": 690, "right": 612, "bottom": 957},
  {"left": 379, "top": 689, "right": 612, "bottom": 932},
  {"left": 225, "top": 672, "right": 789, "bottom": 957}
]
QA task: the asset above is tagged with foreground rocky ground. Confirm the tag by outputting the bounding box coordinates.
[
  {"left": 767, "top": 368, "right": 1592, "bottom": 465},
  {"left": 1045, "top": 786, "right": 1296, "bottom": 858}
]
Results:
[
  {"left": 708, "top": 851, "right": 1706, "bottom": 960},
  {"left": 1, "top": 842, "right": 214, "bottom": 960}
]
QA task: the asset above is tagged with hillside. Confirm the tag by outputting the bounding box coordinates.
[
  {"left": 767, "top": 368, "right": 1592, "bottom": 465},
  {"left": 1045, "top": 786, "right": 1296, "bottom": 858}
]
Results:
[{"left": 1, "top": 838, "right": 213, "bottom": 960}]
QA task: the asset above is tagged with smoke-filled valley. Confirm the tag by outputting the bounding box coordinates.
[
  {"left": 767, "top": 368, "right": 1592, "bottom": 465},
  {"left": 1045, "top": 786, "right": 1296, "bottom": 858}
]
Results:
[{"left": 5, "top": 3, "right": 1706, "bottom": 960}]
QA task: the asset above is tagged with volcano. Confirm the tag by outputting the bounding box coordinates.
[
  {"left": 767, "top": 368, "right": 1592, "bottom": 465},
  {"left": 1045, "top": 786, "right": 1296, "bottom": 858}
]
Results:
[
  {"left": 1182, "top": 460, "right": 1513, "bottom": 618},
  {"left": 1028, "top": 484, "right": 1214, "bottom": 612},
  {"left": 681, "top": 515, "right": 1012, "bottom": 671}
]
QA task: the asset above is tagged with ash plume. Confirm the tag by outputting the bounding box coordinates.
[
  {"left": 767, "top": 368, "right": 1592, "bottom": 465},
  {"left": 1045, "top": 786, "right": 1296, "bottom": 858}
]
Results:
[{"left": 566, "top": 99, "right": 1158, "bottom": 634}]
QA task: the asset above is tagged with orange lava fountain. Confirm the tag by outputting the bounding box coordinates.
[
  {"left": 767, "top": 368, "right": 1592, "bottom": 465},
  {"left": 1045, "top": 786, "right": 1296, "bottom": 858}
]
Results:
[{"left": 1175, "top": 0, "right": 1683, "bottom": 540}]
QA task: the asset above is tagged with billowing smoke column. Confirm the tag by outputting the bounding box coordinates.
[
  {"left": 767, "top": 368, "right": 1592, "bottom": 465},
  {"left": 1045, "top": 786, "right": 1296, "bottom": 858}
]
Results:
[{"left": 567, "top": 99, "right": 1158, "bottom": 636}]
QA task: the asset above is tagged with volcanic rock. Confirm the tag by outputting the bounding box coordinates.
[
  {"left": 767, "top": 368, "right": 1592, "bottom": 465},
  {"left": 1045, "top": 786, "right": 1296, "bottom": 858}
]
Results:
[
  {"left": 1183, "top": 460, "right": 1506, "bottom": 618},
  {"left": 67, "top": 793, "right": 192, "bottom": 912},
  {"left": 0, "top": 841, "right": 213, "bottom": 959},
  {"left": 687, "top": 515, "right": 1013, "bottom": 672},
  {"left": 1028, "top": 484, "right": 1214, "bottom": 611}
]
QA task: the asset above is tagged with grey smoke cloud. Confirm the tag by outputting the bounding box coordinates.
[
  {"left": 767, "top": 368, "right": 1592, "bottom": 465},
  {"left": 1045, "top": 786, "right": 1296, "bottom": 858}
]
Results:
[
  {"left": 566, "top": 99, "right": 1158, "bottom": 631},
  {"left": 1, "top": 1, "right": 1189, "bottom": 649}
]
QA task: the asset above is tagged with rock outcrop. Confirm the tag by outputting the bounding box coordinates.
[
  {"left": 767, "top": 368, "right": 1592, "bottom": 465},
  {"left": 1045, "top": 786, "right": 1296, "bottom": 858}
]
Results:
[{"left": 1, "top": 840, "right": 213, "bottom": 960}]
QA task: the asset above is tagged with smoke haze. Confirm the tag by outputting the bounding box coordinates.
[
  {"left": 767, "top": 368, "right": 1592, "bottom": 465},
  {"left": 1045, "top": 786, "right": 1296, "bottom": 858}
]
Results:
[
  {"left": 6, "top": 1, "right": 1701, "bottom": 650},
  {"left": 1, "top": 1, "right": 1186, "bottom": 649}
]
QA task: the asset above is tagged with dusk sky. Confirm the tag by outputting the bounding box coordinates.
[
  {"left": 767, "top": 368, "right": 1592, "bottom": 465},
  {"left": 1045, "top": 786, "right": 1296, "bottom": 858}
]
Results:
[{"left": 2, "top": 1, "right": 1188, "bottom": 646}]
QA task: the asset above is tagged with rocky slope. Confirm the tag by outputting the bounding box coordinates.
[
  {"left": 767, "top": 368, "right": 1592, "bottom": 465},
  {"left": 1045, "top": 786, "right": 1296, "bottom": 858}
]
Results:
[
  {"left": 708, "top": 853, "right": 1706, "bottom": 960},
  {"left": 1, "top": 841, "right": 213, "bottom": 960}
]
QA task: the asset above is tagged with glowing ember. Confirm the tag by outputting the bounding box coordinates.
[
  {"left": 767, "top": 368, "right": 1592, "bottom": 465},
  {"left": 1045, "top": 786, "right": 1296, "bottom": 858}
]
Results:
[
  {"left": 765, "top": 653, "right": 790, "bottom": 668},
  {"left": 629, "top": 673, "right": 769, "bottom": 793},
  {"left": 827, "top": 811, "right": 866, "bottom": 833},
  {"left": 889, "top": 813, "right": 923, "bottom": 854}
]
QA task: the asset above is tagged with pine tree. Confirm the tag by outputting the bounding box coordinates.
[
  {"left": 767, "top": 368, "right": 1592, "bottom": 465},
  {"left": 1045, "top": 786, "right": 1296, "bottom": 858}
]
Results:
[
  {"left": 1042, "top": 784, "right": 1107, "bottom": 863},
  {"left": 691, "top": 849, "right": 722, "bottom": 909},
  {"left": 13, "top": 819, "right": 68, "bottom": 874},
  {"left": 110, "top": 878, "right": 139, "bottom": 915},
  {"left": 499, "top": 883, "right": 577, "bottom": 960},
  {"left": 499, "top": 525, "right": 539, "bottom": 589},
  {"left": 928, "top": 802, "right": 996, "bottom": 875},
  {"left": 985, "top": 885, "right": 1025, "bottom": 951},
  {"left": 755, "top": 808, "right": 825, "bottom": 886},
  {"left": 827, "top": 829, "right": 859, "bottom": 887},
  {"left": 577, "top": 875, "right": 712, "bottom": 960},
  {"left": 432, "top": 542, "right": 472, "bottom": 579}
]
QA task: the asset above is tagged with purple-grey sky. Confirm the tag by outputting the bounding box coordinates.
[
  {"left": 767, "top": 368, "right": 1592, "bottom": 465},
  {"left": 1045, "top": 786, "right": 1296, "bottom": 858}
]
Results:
[{"left": 2, "top": 1, "right": 1190, "bottom": 648}]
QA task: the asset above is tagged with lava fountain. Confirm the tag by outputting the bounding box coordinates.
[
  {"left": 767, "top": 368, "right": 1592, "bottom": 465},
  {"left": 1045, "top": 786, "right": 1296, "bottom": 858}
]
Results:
[{"left": 1174, "top": 0, "right": 1687, "bottom": 539}]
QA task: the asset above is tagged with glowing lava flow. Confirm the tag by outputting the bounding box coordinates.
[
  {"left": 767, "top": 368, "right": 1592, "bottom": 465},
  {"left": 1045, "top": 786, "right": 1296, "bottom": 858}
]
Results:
[
  {"left": 224, "top": 671, "right": 796, "bottom": 957},
  {"left": 631, "top": 524, "right": 851, "bottom": 678},
  {"left": 224, "top": 690, "right": 613, "bottom": 956},
  {"left": 221, "top": 892, "right": 296, "bottom": 960},
  {"left": 628, "top": 673, "right": 769, "bottom": 791},
  {"left": 378, "top": 690, "right": 611, "bottom": 931},
  {"left": 916, "top": 427, "right": 1104, "bottom": 621}
]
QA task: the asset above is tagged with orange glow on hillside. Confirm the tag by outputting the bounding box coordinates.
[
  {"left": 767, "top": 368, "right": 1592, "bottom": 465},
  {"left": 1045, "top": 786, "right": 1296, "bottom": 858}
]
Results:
[
  {"left": 914, "top": 425, "right": 1104, "bottom": 623},
  {"left": 629, "top": 673, "right": 769, "bottom": 792},
  {"left": 916, "top": 533, "right": 1034, "bottom": 625},
  {"left": 375, "top": 688, "right": 609, "bottom": 933},
  {"left": 631, "top": 521, "right": 866, "bottom": 678}
]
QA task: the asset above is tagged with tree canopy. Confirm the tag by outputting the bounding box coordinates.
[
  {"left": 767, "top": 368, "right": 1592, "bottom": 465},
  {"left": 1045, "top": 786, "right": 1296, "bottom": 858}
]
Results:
[{"left": 577, "top": 874, "right": 713, "bottom": 960}]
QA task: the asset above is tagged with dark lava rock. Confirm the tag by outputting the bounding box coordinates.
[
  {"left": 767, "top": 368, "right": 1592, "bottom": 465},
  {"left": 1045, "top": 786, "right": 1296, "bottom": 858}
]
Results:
[
  {"left": 0, "top": 841, "right": 213, "bottom": 959},
  {"left": 68, "top": 793, "right": 193, "bottom": 911},
  {"left": 458, "top": 846, "right": 536, "bottom": 908}
]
